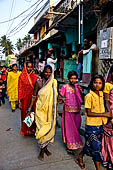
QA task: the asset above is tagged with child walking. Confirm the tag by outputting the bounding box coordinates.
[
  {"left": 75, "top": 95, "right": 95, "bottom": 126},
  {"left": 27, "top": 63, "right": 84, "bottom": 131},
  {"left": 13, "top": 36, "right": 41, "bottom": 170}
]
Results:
[
  {"left": 59, "top": 71, "right": 84, "bottom": 152},
  {"left": 75, "top": 75, "right": 112, "bottom": 170}
]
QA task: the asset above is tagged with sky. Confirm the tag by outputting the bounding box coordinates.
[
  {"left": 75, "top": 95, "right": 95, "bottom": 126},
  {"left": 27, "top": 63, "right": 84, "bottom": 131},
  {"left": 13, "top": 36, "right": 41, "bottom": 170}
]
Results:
[{"left": 0, "top": 0, "right": 60, "bottom": 52}]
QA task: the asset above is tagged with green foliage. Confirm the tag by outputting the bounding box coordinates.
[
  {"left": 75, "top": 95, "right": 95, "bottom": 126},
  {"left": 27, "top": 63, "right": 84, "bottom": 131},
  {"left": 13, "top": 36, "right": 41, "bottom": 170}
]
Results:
[
  {"left": 15, "top": 34, "right": 31, "bottom": 51},
  {"left": 0, "top": 35, "right": 14, "bottom": 56}
]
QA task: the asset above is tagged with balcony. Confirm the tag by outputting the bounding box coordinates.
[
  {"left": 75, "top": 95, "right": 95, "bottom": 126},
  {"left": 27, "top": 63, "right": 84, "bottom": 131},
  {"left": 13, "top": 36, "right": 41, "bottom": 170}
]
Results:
[{"left": 19, "top": 40, "right": 38, "bottom": 54}]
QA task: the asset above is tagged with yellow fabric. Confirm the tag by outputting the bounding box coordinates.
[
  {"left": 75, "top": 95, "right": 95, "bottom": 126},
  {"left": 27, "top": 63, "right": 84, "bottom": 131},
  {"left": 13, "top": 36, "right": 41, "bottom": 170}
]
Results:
[
  {"left": 35, "top": 75, "right": 57, "bottom": 147},
  {"left": 11, "top": 101, "right": 16, "bottom": 110},
  {"left": 104, "top": 82, "right": 113, "bottom": 94},
  {"left": 41, "top": 25, "right": 45, "bottom": 37},
  {"left": 85, "top": 90, "right": 108, "bottom": 126},
  {"left": 7, "top": 71, "right": 21, "bottom": 101}
]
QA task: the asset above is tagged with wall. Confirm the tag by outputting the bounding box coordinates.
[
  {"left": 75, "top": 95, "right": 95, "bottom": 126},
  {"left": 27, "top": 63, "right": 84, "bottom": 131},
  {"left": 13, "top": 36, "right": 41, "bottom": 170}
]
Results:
[
  {"left": 65, "top": 28, "right": 78, "bottom": 45},
  {"left": 63, "top": 59, "right": 77, "bottom": 80}
]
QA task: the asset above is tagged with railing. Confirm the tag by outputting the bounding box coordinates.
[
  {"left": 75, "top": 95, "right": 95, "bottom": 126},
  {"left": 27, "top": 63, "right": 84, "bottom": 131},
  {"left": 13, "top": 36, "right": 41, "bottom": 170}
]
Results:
[
  {"left": 54, "top": 0, "right": 81, "bottom": 13},
  {"left": 19, "top": 40, "right": 38, "bottom": 54},
  {"left": 53, "top": 0, "right": 82, "bottom": 23}
]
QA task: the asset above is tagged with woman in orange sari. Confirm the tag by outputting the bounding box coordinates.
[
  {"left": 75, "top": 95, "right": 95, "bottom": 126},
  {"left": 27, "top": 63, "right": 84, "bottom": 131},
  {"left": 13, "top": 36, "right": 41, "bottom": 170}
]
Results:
[{"left": 18, "top": 62, "right": 39, "bottom": 136}]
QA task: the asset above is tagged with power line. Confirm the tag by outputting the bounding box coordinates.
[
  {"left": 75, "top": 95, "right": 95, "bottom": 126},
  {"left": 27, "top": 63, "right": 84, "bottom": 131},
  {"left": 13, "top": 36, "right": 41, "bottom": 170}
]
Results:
[
  {"left": 0, "top": 0, "right": 40, "bottom": 24},
  {"left": 8, "top": 0, "right": 44, "bottom": 35},
  {"left": 6, "top": 0, "right": 15, "bottom": 35},
  {"left": 8, "top": 0, "right": 49, "bottom": 37},
  {"left": 24, "top": 0, "right": 32, "bottom": 2}
]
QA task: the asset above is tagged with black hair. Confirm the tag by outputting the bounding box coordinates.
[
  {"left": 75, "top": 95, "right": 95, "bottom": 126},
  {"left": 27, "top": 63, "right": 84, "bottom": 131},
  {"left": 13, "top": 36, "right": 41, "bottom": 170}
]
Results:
[
  {"left": 12, "top": 63, "right": 17, "bottom": 68},
  {"left": 67, "top": 71, "right": 78, "bottom": 79},
  {"left": 41, "top": 65, "right": 52, "bottom": 79},
  {"left": 49, "top": 50, "right": 55, "bottom": 56},
  {"left": 39, "top": 58, "right": 43, "bottom": 62},
  {"left": 43, "top": 64, "right": 52, "bottom": 73},
  {"left": 61, "top": 50, "right": 65, "bottom": 54},
  {"left": 89, "top": 74, "right": 105, "bottom": 91},
  {"left": 0, "top": 78, "right": 3, "bottom": 85},
  {"left": 26, "top": 61, "right": 33, "bottom": 67},
  {"left": 2, "top": 65, "right": 6, "bottom": 68},
  {"left": 71, "top": 51, "right": 75, "bottom": 54}
]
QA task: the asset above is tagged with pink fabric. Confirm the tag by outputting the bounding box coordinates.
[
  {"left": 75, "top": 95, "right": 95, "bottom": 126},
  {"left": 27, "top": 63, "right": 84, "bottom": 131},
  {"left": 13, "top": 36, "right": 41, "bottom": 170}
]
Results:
[
  {"left": 102, "top": 123, "right": 113, "bottom": 166},
  {"left": 102, "top": 68, "right": 113, "bottom": 168},
  {"left": 109, "top": 88, "right": 113, "bottom": 116},
  {"left": 60, "top": 84, "right": 83, "bottom": 150},
  {"left": 60, "top": 84, "right": 82, "bottom": 109}
]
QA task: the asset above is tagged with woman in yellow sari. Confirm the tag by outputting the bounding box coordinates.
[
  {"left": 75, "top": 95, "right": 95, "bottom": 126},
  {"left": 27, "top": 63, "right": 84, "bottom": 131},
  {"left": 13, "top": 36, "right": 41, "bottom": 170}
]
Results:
[
  {"left": 27, "top": 65, "right": 57, "bottom": 160},
  {"left": 7, "top": 63, "right": 21, "bottom": 112}
]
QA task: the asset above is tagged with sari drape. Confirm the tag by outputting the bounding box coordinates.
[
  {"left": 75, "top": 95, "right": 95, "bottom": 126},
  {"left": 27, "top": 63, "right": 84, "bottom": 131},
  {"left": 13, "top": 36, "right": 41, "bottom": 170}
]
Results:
[
  {"left": 102, "top": 88, "right": 113, "bottom": 169},
  {"left": 18, "top": 66, "right": 38, "bottom": 136},
  {"left": 102, "top": 66, "right": 113, "bottom": 168},
  {"left": 7, "top": 71, "right": 21, "bottom": 101},
  {"left": 35, "top": 74, "right": 57, "bottom": 148},
  {"left": 60, "top": 83, "right": 84, "bottom": 150},
  {"left": 102, "top": 123, "right": 113, "bottom": 169}
]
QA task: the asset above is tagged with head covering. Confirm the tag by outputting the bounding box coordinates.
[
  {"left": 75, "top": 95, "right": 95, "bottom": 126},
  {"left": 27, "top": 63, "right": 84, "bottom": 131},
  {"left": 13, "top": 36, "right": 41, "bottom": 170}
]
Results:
[{"left": 18, "top": 64, "right": 38, "bottom": 100}]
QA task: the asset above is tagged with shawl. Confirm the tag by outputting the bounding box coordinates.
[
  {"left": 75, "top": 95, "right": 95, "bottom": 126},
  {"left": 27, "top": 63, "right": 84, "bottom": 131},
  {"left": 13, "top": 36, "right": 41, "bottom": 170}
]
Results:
[
  {"left": 35, "top": 74, "right": 57, "bottom": 148},
  {"left": 18, "top": 65, "right": 38, "bottom": 100}
]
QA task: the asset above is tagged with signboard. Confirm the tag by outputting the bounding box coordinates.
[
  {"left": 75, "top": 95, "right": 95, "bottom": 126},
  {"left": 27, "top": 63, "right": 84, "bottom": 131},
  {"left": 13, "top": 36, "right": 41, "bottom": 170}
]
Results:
[
  {"left": 99, "top": 27, "right": 113, "bottom": 59},
  {"left": 99, "top": 28, "right": 111, "bottom": 59}
]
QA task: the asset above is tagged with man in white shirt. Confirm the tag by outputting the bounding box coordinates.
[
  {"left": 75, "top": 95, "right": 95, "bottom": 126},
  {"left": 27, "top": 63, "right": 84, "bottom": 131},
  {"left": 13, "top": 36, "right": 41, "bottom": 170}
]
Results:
[
  {"left": 83, "top": 40, "right": 97, "bottom": 55},
  {"left": 47, "top": 49, "right": 57, "bottom": 72}
]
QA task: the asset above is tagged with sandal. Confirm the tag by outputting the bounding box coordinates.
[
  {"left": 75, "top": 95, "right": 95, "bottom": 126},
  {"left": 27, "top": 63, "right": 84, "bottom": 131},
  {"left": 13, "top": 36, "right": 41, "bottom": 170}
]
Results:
[{"left": 75, "top": 158, "right": 86, "bottom": 170}]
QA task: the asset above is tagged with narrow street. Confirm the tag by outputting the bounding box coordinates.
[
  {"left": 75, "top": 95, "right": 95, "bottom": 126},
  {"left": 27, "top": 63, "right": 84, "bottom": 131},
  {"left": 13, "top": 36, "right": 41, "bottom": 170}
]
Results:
[{"left": 0, "top": 99, "right": 100, "bottom": 170}]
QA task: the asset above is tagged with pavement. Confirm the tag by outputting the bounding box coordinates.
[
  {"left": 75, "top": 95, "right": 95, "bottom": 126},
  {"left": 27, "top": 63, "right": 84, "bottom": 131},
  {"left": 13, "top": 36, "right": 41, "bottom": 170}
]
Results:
[{"left": 0, "top": 99, "right": 105, "bottom": 170}]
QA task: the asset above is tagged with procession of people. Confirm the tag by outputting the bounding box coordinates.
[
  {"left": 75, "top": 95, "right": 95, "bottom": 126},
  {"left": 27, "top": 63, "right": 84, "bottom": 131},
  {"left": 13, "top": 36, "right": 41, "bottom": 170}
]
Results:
[{"left": 0, "top": 48, "right": 113, "bottom": 170}]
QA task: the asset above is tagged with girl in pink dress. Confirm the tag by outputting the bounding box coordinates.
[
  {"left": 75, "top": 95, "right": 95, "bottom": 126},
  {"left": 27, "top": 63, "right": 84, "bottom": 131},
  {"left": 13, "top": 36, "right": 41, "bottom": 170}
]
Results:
[{"left": 59, "top": 71, "right": 84, "bottom": 152}]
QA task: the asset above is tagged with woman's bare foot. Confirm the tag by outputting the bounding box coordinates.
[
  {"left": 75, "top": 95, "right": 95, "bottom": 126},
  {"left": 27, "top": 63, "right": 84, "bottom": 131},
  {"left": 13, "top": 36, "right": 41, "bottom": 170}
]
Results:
[
  {"left": 75, "top": 157, "right": 86, "bottom": 170},
  {"left": 38, "top": 149, "right": 45, "bottom": 161},
  {"left": 44, "top": 147, "right": 52, "bottom": 156}
]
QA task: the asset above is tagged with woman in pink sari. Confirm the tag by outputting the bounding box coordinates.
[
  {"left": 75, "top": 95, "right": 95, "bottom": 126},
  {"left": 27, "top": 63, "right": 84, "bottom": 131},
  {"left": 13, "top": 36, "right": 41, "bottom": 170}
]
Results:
[
  {"left": 18, "top": 62, "right": 39, "bottom": 136},
  {"left": 59, "top": 71, "right": 84, "bottom": 152},
  {"left": 103, "top": 65, "right": 113, "bottom": 169}
]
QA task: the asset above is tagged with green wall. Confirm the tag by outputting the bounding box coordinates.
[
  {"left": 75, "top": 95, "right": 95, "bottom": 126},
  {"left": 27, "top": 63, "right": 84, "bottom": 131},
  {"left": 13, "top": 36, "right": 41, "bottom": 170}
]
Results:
[
  {"left": 63, "top": 59, "right": 77, "bottom": 80},
  {"left": 65, "top": 28, "right": 78, "bottom": 45}
]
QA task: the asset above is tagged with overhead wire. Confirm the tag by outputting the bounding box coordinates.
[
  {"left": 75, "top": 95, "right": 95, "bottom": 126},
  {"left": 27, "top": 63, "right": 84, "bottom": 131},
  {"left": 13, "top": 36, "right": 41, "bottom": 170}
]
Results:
[
  {"left": 7, "top": 0, "right": 44, "bottom": 36},
  {"left": 8, "top": 0, "right": 49, "bottom": 37},
  {"left": 24, "top": 0, "right": 32, "bottom": 2},
  {"left": 6, "top": 0, "right": 15, "bottom": 36},
  {"left": 0, "top": 0, "right": 40, "bottom": 24}
]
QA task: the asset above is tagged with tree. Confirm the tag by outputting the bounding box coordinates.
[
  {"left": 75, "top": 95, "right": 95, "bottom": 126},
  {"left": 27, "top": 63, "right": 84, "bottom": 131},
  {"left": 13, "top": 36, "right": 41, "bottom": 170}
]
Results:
[
  {"left": 0, "top": 35, "right": 14, "bottom": 56},
  {"left": 15, "top": 38, "right": 22, "bottom": 51},
  {"left": 15, "top": 34, "right": 31, "bottom": 52},
  {"left": 22, "top": 34, "right": 31, "bottom": 45}
]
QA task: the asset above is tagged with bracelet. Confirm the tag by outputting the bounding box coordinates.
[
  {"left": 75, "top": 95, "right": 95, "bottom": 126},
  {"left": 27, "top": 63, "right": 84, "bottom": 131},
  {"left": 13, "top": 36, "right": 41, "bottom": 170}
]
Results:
[
  {"left": 32, "top": 95, "right": 36, "bottom": 99},
  {"left": 27, "top": 107, "right": 31, "bottom": 112}
]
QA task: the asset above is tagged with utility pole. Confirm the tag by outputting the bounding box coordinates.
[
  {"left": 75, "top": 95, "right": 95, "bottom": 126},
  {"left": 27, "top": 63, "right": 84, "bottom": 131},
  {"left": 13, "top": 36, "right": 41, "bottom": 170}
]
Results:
[
  {"left": 49, "top": 0, "right": 53, "bottom": 26},
  {"left": 81, "top": 1, "right": 83, "bottom": 46},
  {"left": 78, "top": 0, "right": 83, "bottom": 46}
]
